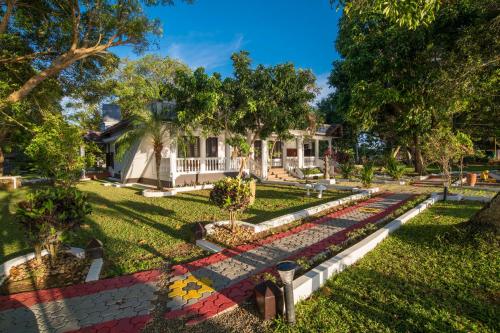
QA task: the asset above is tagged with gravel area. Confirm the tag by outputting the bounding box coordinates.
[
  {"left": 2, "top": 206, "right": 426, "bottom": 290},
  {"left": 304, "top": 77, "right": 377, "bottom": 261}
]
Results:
[{"left": 143, "top": 301, "right": 270, "bottom": 333}]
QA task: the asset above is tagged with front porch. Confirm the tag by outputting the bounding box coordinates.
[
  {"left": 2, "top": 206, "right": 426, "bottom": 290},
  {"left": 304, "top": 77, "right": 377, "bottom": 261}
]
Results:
[{"left": 166, "top": 135, "right": 332, "bottom": 186}]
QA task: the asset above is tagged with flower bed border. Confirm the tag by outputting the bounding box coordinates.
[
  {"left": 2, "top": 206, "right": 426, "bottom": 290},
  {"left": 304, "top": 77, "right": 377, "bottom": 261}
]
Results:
[{"left": 0, "top": 247, "right": 103, "bottom": 287}]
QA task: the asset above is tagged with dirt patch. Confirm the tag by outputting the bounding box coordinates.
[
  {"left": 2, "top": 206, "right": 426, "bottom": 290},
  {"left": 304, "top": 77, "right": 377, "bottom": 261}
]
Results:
[
  {"left": 0, "top": 252, "right": 90, "bottom": 295},
  {"left": 144, "top": 301, "right": 271, "bottom": 333}
]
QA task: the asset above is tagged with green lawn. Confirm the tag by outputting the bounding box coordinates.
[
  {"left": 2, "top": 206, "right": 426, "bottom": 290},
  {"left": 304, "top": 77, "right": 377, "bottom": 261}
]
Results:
[
  {"left": 272, "top": 201, "right": 499, "bottom": 333},
  {"left": 0, "top": 181, "right": 347, "bottom": 277}
]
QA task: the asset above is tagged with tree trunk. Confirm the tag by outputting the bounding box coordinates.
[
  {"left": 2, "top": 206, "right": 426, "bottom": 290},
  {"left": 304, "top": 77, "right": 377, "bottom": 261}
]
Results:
[
  {"left": 34, "top": 243, "right": 43, "bottom": 264},
  {"left": 0, "top": 0, "right": 15, "bottom": 35},
  {"left": 469, "top": 193, "right": 500, "bottom": 234},
  {"left": 391, "top": 145, "right": 401, "bottom": 159},
  {"left": 413, "top": 135, "right": 424, "bottom": 175},
  {"left": 0, "top": 145, "right": 4, "bottom": 177},
  {"left": 324, "top": 156, "right": 330, "bottom": 180},
  {"left": 229, "top": 211, "right": 237, "bottom": 232},
  {"left": 154, "top": 148, "right": 162, "bottom": 190},
  {"left": 5, "top": 45, "right": 109, "bottom": 104}
]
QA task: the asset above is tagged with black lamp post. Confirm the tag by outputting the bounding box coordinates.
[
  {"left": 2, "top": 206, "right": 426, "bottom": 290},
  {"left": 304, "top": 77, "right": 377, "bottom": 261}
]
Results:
[{"left": 276, "top": 260, "right": 298, "bottom": 325}]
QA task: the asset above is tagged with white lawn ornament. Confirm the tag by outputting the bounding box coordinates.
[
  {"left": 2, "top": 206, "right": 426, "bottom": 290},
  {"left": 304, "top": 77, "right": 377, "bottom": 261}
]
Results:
[
  {"left": 305, "top": 184, "right": 313, "bottom": 197},
  {"left": 315, "top": 184, "right": 327, "bottom": 198}
]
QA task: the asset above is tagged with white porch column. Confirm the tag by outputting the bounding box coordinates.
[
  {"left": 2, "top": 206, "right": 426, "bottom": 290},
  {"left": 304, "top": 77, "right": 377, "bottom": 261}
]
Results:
[
  {"left": 200, "top": 136, "right": 206, "bottom": 172},
  {"left": 282, "top": 140, "right": 287, "bottom": 169},
  {"left": 261, "top": 139, "right": 268, "bottom": 179},
  {"left": 314, "top": 138, "right": 320, "bottom": 166},
  {"left": 328, "top": 137, "right": 332, "bottom": 150},
  {"left": 297, "top": 136, "right": 304, "bottom": 168},
  {"left": 169, "top": 142, "right": 177, "bottom": 187},
  {"left": 225, "top": 143, "right": 231, "bottom": 171}
]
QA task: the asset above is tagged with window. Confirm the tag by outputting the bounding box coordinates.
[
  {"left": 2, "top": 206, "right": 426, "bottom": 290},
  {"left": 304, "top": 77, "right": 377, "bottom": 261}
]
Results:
[
  {"left": 206, "top": 137, "right": 218, "bottom": 157},
  {"left": 304, "top": 141, "right": 315, "bottom": 157},
  {"left": 178, "top": 136, "right": 200, "bottom": 158}
]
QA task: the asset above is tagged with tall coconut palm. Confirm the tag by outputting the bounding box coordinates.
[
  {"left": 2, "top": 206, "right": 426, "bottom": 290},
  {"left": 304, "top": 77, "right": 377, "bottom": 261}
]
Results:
[{"left": 116, "top": 106, "right": 173, "bottom": 190}]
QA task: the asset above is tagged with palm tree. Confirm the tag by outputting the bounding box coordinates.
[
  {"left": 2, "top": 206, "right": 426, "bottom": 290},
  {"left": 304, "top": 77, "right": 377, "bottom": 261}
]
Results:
[{"left": 116, "top": 105, "right": 172, "bottom": 190}]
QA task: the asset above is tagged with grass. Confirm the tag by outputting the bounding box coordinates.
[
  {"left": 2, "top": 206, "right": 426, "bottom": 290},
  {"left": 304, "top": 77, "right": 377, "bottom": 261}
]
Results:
[
  {"left": 0, "top": 181, "right": 347, "bottom": 277},
  {"left": 272, "top": 200, "right": 499, "bottom": 333}
]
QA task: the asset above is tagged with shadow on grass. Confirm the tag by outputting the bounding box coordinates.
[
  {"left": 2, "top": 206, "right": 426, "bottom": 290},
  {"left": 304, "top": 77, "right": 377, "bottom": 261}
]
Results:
[{"left": 312, "top": 266, "right": 499, "bottom": 332}]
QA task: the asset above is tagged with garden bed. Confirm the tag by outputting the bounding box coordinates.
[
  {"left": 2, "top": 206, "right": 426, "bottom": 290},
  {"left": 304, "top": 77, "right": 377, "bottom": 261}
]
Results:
[{"left": 0, "top": 252, "right": 91, "bottom": 295}]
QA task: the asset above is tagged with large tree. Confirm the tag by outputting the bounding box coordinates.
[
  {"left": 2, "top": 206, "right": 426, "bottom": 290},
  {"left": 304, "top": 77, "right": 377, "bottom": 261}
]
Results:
[
  {"left": 221, "top": 51, "right": 318, "bottom": 175},
  {"left": 0, "top": 0, "right": 187, "bottom": 106},
  {"left": 324, "top": 0, "right": 499, "bottom": 173}
]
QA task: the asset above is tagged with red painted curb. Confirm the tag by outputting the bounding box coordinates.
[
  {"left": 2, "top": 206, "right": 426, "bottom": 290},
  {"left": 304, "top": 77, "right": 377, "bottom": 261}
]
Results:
[
  {"left": 0, "top": 269, "right": 161, "bottom": 311},
  {"left": 68, "top": 315, "right": 151, "bottom": 333}
]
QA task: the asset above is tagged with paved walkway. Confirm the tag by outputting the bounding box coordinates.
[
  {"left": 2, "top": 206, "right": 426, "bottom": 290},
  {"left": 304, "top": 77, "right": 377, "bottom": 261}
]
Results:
[{"left": 0, "top": 192, "right": 412, "bottom": 333}]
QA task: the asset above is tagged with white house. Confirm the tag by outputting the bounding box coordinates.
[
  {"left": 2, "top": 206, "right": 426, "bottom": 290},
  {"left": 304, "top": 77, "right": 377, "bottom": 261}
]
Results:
[{"left": 93, "top": 104, "right": 342, "bottom": 187}]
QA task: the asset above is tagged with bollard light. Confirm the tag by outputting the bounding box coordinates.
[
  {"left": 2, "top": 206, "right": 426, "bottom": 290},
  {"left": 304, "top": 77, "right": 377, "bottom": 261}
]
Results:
[
  {"left": 276, "top": 260, "right": 297, "bottom": 325},
  {"left": 315, "top": 184, "right": 327, "bottom": 199},
  {"left": 304, "top": 184, "right": 313, "bottom": 197}
]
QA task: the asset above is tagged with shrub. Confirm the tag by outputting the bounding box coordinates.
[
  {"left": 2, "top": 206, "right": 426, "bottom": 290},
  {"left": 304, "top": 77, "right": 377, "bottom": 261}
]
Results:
[
  {"left": 360, "top": 163, "right": 375, "bottom": 187},
  {"left": 339, "top": 161, "right": 355, "bottom": 179},
  {"left": 386, "top": 157, "right": 406, "bottom": 180},
  {"left": 302, "top": 167, "right": 321, "bottom": 175},
  {"left": 16, "top": 187, "right": 92, "bottom": 264},
  {"left": 209, "top": 177, "right": 252, "bottom": 231}
]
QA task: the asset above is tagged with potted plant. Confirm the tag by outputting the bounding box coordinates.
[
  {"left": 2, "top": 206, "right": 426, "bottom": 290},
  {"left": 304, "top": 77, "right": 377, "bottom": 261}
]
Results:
[
  {"left": 209, "top": 177, "right": 252, "bottom": 231},
  {"left": 466, "top": 173, "right": 477, "bottom": 186}
]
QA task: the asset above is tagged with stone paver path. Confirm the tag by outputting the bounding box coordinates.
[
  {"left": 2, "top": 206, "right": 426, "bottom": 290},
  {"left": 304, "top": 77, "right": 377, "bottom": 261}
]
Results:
[{"left": 0, "top": 192, "right": 412, "bottom": 333}]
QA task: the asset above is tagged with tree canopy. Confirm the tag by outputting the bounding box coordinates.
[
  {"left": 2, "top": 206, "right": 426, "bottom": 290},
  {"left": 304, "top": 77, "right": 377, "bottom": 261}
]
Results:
[{"left": 323, "top": 0, "right": 499, "bottom": 171}]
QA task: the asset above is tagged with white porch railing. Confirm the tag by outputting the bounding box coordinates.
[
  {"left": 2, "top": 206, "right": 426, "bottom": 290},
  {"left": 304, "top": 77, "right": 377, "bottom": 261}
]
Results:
[
  {"left": 206, "top": 157, "right": 226, "bottom": 171},
  {"left": 230, "top": 157, "right": 242, "bottom": 171},
  {"left": 304, "top": 156, "right": 316, "bottom": 168},
  {"left": 176, "top": 157, "right": 243, "bottom": 174},
  {"left": 177, "top": 158, "right": 201, "bottom": 173}
]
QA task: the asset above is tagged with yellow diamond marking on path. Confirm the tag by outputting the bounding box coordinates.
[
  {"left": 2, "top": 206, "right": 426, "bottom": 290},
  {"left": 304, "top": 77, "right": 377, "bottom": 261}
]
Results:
[
  {"left": 168, "top": 274, "right": 214, "bottom": 300},
  {"left": 359, "top": 207, "right": 383, "bottom": 213}
]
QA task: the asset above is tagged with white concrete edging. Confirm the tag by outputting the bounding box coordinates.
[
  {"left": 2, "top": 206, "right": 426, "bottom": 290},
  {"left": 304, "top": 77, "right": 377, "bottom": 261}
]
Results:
[
  {"left": 205, "top": 188, "right": 379, "bottom": 235},
  {"left": 195, "top": 239, "right": 225, "bottom": 253},
  {"left": 143, "top": 184, "right": 215, "bottom": 197},
  {"left": 291, "top": 195, "right": 439, "bottom": 304},
  {"left": 1, "top": 247, "right": 103, "bottom": 285},
  {"left": 291, "top": 193, "right": 493, "bottom": 304}
]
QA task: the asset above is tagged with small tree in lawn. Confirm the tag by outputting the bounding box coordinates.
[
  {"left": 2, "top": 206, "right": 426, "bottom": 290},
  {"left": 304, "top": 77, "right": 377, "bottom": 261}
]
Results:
[
  {"left": 423, "top": 127, "right": 461, "bottom": 199},
  {"left": 209, "top": 177, "right": 252, "bottom": 231},
  {"left": 16, "top": 187, "right": 92, "bottom": 265},
  {"left": 456, "top": 131, "right": 474, "bottom": 185}
]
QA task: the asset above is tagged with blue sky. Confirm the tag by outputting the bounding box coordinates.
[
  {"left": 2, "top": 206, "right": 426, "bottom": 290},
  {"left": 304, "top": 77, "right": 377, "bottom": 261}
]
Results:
[{"left": 112, "top": 0, "right": 343, "bottom": 101}]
